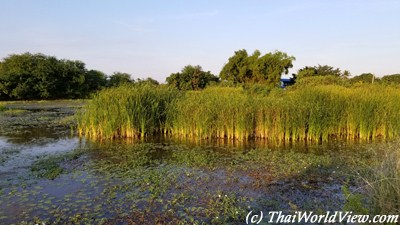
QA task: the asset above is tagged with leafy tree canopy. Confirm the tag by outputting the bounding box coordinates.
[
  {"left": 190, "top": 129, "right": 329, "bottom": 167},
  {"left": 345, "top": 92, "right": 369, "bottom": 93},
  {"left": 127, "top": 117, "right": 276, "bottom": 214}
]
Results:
[
  {"left": 0, "top": 52, "right": 107, "bottom": 100},
  {"left": 135, "top": 77, "right": 160, "bottom": 86},
  {"left": 219, "top": 49, "right": 295, "bottom": 87},
  {"left": 297, "top": 65, "right": 350, "bottom": 80},
  {"left": 85, "top": 70, "right": 107, "bottom": 92},
  {"left": 107, "top": 72, "right": 132, "bottom": 87},
  {"left": 166, "top": 65, "right": 219, "bottom": 90},
  {"left": 350, "top": 73, "right": 377, "bottom": 84},
  {"left": 381, "top": 74, "right": 400, "bottom": 85}
]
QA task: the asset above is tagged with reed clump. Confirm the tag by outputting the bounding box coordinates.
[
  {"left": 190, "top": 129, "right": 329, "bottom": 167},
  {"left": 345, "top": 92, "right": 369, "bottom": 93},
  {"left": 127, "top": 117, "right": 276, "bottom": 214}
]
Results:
[
  {"left": 0, "top": 102, "right": 6, "bottom": 111},
  {"left": 362, "top": 144, "right": 400, "bottom": 215},
  {"left": 77, "top": 84, "right": 179, "bottom": 139},
  {"left": 78, "top": 84, "right": 400, "bottom": 141},
  {"left": 167, "top": 87, "right": 254, "bottom": 140}
]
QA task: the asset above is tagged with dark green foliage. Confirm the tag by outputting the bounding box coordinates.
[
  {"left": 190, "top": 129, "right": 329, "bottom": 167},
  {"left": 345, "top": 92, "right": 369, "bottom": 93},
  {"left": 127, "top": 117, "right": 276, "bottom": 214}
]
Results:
[
  {"left": 0, "top": 53, "right": 59, "bottom": 99},
  {"left": 0, "top": 103, "right": 6, "bottom": 111},
  {"left": 297, "top": 65, "right": 350, "bottom": 80},
  {"left": 381, "top": 74, "right": 400, "bottom": 85},
  {"left": 350, "top": 73, "right": 377, "bottom": 84},
  {"left": 219, "top": 49, "right": 295, "bottom": 87},
  {"left": 56, "top": 59, "right": 88, "bottom": 99},
  {"left": 166, "top": 65, "right": 219, "bottom": 90},
  {"left": 135, "top": 77, "right": 159, "bottom": 86},
  {"left": 107, "top": 72, "right": 132, "bottom": 87},
  {"left": 219, "top": 49, "right": 252, "bottom": 83},
  {"left": 252, "top": 51, "right": 295, "bottom": 85},
  {"left": 84, "top": 70, "right": 107, "bottom": 92},
  {"left": 0, "top": 53, "right": 107, "bottom": 100}
]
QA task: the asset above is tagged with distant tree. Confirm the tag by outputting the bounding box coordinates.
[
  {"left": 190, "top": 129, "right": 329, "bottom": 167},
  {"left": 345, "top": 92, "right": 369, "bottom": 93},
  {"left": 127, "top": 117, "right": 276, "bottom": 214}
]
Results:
[
  {"left": 252, "top": 51, "right": 295, "bottom": 86},
  {"left": 350, "top": 73, "right": 377, "bottom": 84},
  {"left": 381, "top": 74, "right": 400, "bottom": 85},
  {"left": 56, "top": 59, "right": 88, "bottom": 98},
  {"left": 219, "top": 49, "right": 253, "bottom": 83},
  {"left": 297, "top": 65, "right": 349, "bottom": 80},
  {"left": 0, "top": 52, "right": 107, "bottom": 100},
  {"left": 296, "top": 66, "right": 317, "bottom": 78},
  {"left": 85, "top": 70, "right": 107, "bottom": 90},
  {"left": 135, "top": 77, "right": 159, "bottom": 86},
  {"left": 0, "top": 53, "right": 67, "bottom": 99},
  {"left": 108, "top": 72, "right": 132, "bottom": 87},
  {"left": 219, "top": 49, "right": 295, "bottom": 87},
  {"left": 166, "top": 65, "right": 219, "bottom": 90}
]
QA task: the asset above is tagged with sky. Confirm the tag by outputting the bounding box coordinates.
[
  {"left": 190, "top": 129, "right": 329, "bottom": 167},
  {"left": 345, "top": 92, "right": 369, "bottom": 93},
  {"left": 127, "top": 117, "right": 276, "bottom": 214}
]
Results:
[{"left": 0, "top": 0, "right": 399, "bottom": 82}]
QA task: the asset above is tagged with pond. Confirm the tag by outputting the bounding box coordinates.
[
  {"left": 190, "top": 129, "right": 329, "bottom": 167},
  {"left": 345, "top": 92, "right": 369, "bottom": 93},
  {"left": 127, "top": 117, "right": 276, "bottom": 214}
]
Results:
[{"left": 0, "top": 101, "right": 382, "bottom": 224}]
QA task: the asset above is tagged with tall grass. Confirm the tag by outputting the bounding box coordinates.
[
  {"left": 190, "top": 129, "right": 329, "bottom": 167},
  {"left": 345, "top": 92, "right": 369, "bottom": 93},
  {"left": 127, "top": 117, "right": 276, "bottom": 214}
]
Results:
[
  {"left": 78, "top": 84, "right": 400, "bottom": 141},
  {"left": 77, "top": 84, "right": 179, "bottom": 139},
  {"left": 0, "top": 102, "right": 6, "bottom": 111},
  {"left": 167, "top": 87, "right": 254, "bottom": 140},
  {"left": 361, "top": 144, "right": 400, "bottom": 215}
]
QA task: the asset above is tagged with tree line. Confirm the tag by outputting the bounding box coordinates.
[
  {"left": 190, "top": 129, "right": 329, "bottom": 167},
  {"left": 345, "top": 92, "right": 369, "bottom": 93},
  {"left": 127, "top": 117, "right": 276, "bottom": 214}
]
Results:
[
  {"left": 0, "top": 53, "right": 158, "bottom": 100},
  {"left": 0, "top": 51, "right": 399, "bottom": 100}
]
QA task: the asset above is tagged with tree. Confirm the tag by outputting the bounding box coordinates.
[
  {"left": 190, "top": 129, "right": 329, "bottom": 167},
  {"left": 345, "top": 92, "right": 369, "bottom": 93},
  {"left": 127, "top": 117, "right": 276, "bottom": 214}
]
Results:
[
  {"left": 166, "top": 65, "right": 219, "bottom": 90},
  {"left": 56, "top": 59, "right": 87, "bottom": 98},
  {"left": 0, "top": 53, "right": 60, "bottom": 99},
  {"left": 219, "top": 49, "right": 295, "bottom": 86},
  {"left": 107, "top": 72, "right": 132, "bottom": 87},
  {"left": 0, "top": 52, "right": 108, "bottom": 100},
  {"left": 135, "top": 77, "right": 159, "bottom": 86},
  {"left": 219, "top": 49, "right": 249, "bottom": 83},
  {"left": 381, "top": 74, "right": 400, "bottom": 85},
  {"left": 297, "top": 65, "right": 349, "bottom": 80},
  {"left": 252, "top": 51, "right": 295, "bottom": 86},
  {"left": 82, "top": 70, "right": 107, "bottom": 94},
  {"left": 350, "top": 73, "right": 377, "bottom": 84}
]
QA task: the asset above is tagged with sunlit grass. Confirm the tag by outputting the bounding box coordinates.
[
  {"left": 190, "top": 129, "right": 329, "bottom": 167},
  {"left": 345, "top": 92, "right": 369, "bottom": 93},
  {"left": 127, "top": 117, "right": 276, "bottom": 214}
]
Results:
[
  {"left": 364, "top": 144, "right": 400, "bottom": 215},
  {"left": 78, "top": 84, "right": 400, "bottom": 142},
  {"left": 168, "top": 87, "right": 253, "bottom": 140},
  {"left": 77, "top": 84, "right": 179, "bottom": 139}
]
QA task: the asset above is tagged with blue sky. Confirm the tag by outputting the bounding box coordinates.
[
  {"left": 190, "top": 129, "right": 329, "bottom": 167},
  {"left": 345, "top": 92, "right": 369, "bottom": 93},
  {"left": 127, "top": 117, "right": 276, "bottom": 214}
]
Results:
[{"left": 1, "top": 0, "right": 399, "bottom": 81}]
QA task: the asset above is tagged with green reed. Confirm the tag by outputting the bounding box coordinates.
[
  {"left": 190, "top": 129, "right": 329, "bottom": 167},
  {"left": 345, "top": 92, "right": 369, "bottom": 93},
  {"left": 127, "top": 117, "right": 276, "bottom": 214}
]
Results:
[
  {"left": 77, "top": 84, "right": 178, "bottom": 139},
  {"left": 78, "top": 84, "right": 400, "bottom": 141},
  {"left": 167, "top": 87, "right": 253, "bottom": 140},
  {"left": 0, "top": 102, "right": 6, "bottom": 111},
  {"left": 357, "top": 143, "right": 400, "bottom": 216}
]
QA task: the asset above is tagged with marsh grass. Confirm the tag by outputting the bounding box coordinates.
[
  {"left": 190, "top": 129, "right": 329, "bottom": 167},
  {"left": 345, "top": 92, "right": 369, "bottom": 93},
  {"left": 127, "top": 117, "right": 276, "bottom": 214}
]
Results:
[
  {"left": 77, "top": 84, "right": 179, "bottom": 139},
  {"left": 0, "top": 102, "right": 6, "bottom": 111},
  {"left": 78, "top": 84, "right": 400, "bottom": 142},
  {"left": 168, "top": 87, "right": 254, "bottom": 140},
  {"left": 364, "top": 144, "right": 400, "bottom": 215}
]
